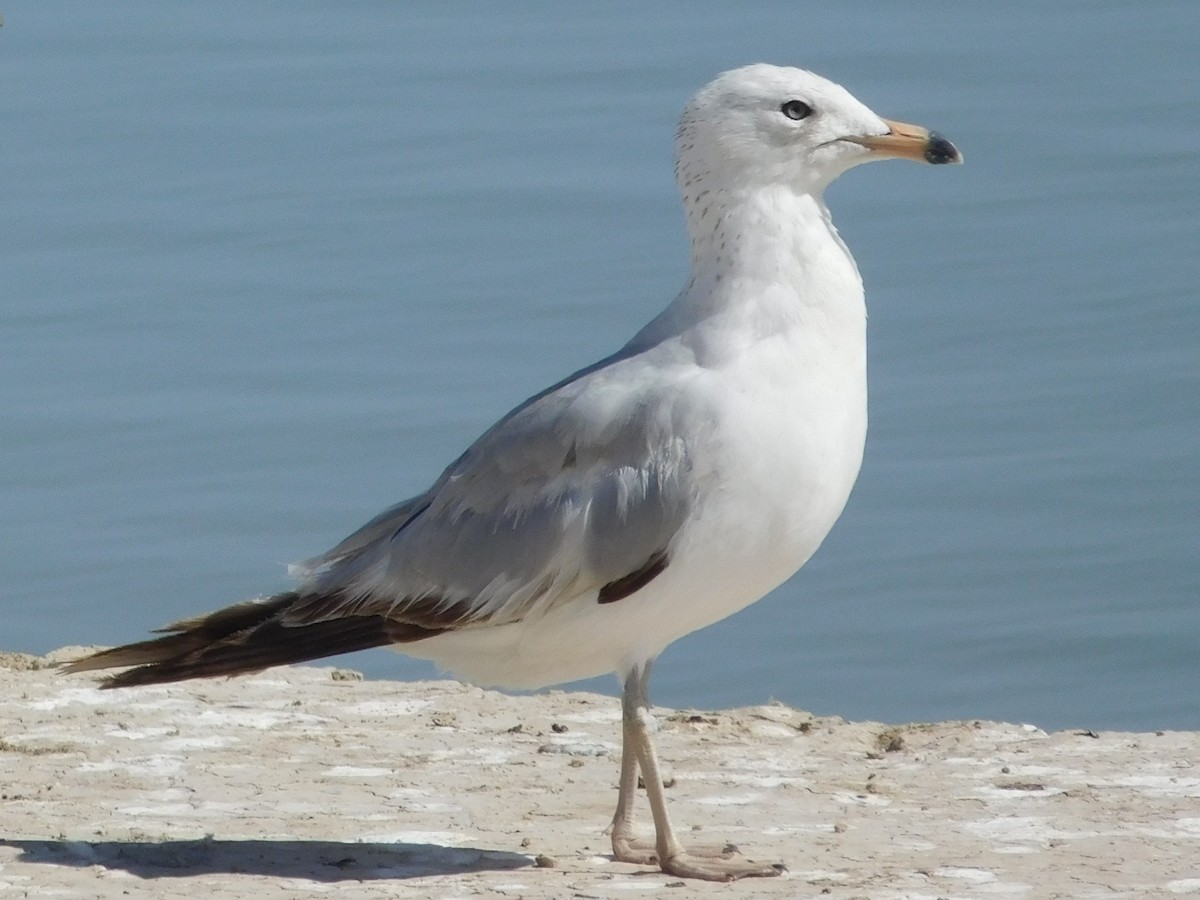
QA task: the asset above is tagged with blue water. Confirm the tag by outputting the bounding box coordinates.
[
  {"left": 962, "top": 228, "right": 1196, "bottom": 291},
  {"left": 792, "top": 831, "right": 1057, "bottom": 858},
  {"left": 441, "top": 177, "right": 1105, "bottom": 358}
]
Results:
[{"left": 2, "top": 3, "right": 1197, "bottom": 733}]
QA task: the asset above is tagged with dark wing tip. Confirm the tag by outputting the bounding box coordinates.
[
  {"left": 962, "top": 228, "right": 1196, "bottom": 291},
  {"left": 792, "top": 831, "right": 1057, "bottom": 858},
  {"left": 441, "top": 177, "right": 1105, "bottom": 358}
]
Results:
[{"left": 597, "top": 550, "right": 670, "bottom": 605}]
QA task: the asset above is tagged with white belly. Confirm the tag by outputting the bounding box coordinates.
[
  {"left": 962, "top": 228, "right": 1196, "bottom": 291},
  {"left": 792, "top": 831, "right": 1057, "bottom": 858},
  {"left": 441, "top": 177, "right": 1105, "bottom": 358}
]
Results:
[{"left": 403, "top": 324, "right": 868, "bottom": 690}]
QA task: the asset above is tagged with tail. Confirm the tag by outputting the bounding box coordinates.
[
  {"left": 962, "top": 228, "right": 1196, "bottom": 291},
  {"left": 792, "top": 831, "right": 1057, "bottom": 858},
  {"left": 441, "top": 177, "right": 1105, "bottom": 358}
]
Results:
[{"left": 61, "top": 591, "right": 431, "bottom": 689}]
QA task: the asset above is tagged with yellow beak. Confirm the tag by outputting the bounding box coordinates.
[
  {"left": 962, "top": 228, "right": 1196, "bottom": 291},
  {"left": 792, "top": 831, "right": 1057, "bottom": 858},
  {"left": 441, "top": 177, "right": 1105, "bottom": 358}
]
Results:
[{"left": 846, "top": 118, "right": 962, "bottom": 164}]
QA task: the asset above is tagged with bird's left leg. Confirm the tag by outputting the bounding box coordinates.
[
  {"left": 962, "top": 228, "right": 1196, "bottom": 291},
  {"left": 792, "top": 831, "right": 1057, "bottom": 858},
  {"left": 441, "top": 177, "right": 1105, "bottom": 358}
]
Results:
[
  {"left": 610, "top": 662, "right": 732, "bottom": 863},
  {"left": 609, "top": 662, "right": 783, "bottom": 881},
  {"left": 608, "top": 680, "right": 658, "bottom": 865}
]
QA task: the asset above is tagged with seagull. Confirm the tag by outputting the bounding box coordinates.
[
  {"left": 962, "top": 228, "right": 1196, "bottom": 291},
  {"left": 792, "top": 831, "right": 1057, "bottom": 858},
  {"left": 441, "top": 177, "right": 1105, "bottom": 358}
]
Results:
[{"left": 66, "top": 64, "right": 961, "bottom": 881}]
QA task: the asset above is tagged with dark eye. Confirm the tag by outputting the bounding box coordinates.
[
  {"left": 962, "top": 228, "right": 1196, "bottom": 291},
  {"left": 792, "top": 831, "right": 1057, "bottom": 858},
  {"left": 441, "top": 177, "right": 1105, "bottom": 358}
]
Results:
[{"left": 780, "top": 99, "right": 813, "bottom": 121}]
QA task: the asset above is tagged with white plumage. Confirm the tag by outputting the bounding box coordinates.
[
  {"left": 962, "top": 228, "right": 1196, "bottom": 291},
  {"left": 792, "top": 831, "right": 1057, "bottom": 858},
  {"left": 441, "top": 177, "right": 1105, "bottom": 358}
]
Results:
[{"left": 68, "top": 64, "right": 961, "bottom": 881}]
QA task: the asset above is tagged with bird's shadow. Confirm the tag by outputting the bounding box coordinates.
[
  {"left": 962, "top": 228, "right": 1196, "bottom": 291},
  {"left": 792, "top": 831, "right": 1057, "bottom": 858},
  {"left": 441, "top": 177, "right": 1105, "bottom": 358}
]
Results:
[{"left": 0, "top": 836, "right": 532, "bottom": 882}]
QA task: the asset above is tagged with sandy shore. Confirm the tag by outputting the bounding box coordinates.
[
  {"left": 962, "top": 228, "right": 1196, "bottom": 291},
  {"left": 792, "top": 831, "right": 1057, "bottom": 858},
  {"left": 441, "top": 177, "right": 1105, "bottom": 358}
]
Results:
[{"left": 1, "top": 649, "right": 1197, "bottom": 899}]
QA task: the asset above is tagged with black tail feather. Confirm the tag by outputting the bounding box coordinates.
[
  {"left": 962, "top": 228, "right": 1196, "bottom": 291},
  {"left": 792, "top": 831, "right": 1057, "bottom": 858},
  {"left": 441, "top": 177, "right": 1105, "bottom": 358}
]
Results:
[{"left": 61, "top": 591, "right": 440, "bottom": 689}]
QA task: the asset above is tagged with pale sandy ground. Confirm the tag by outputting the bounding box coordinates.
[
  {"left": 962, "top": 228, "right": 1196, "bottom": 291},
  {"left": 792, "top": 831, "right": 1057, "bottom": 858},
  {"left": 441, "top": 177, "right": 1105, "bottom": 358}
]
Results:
[{"left": 2, "top": 649, "right": 1198, "bottom": 899}]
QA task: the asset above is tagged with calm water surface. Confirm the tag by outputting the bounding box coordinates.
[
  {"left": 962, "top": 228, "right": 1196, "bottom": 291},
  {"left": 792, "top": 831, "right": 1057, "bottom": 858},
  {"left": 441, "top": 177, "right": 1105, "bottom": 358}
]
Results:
[{"left": 2, "top": 3, "right": 1197, "bottom": 732}]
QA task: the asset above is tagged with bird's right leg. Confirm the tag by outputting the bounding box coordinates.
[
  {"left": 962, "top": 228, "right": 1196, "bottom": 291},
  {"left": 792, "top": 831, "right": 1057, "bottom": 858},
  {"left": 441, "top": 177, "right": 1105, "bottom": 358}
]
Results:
[
  {"left": 609, "top": 685, "right": 657, "bottom": 865},
  {"left": 609, "top": 663, "right": 775, "bottom": 880}
]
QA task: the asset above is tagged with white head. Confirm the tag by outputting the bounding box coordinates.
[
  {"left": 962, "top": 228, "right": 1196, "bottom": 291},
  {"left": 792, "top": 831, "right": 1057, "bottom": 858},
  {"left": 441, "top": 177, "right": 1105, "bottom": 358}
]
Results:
[{"left": 676, "top": 64, "right": 960, "bottom": 200}]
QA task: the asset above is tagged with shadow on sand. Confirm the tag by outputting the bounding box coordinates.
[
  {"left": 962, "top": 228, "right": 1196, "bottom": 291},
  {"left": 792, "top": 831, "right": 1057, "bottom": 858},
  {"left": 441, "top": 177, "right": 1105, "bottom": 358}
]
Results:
[{"left": 0, "top": 836, "right": 532, "bottom": 882}]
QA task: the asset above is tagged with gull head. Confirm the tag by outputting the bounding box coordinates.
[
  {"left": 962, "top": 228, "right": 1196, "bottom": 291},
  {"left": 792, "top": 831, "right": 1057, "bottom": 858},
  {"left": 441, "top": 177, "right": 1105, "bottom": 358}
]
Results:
[{"left": 676, "top": 64, "right": 961, "bottom": 199}]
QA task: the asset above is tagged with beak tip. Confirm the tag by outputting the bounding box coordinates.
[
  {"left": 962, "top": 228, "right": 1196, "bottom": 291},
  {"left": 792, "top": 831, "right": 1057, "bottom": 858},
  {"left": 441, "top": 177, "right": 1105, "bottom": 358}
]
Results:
[{"left": 924, "top": 131, "right": 963, "bottom": 165}]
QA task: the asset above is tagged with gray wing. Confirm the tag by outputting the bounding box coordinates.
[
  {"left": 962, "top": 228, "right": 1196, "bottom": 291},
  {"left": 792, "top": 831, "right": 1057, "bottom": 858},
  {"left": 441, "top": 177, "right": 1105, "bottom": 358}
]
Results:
[{"left": 287, "top": 352, "right": 696, "bottom": 629}]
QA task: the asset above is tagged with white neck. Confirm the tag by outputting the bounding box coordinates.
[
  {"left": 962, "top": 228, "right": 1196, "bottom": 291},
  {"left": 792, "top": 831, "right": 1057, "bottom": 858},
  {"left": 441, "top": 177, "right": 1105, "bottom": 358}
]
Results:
[
  {"left": 692, "top": 184, "right": 859, "bottom": 291},
  {"left": 630, "top": 185, "right": 865, "bottom": 358}
]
